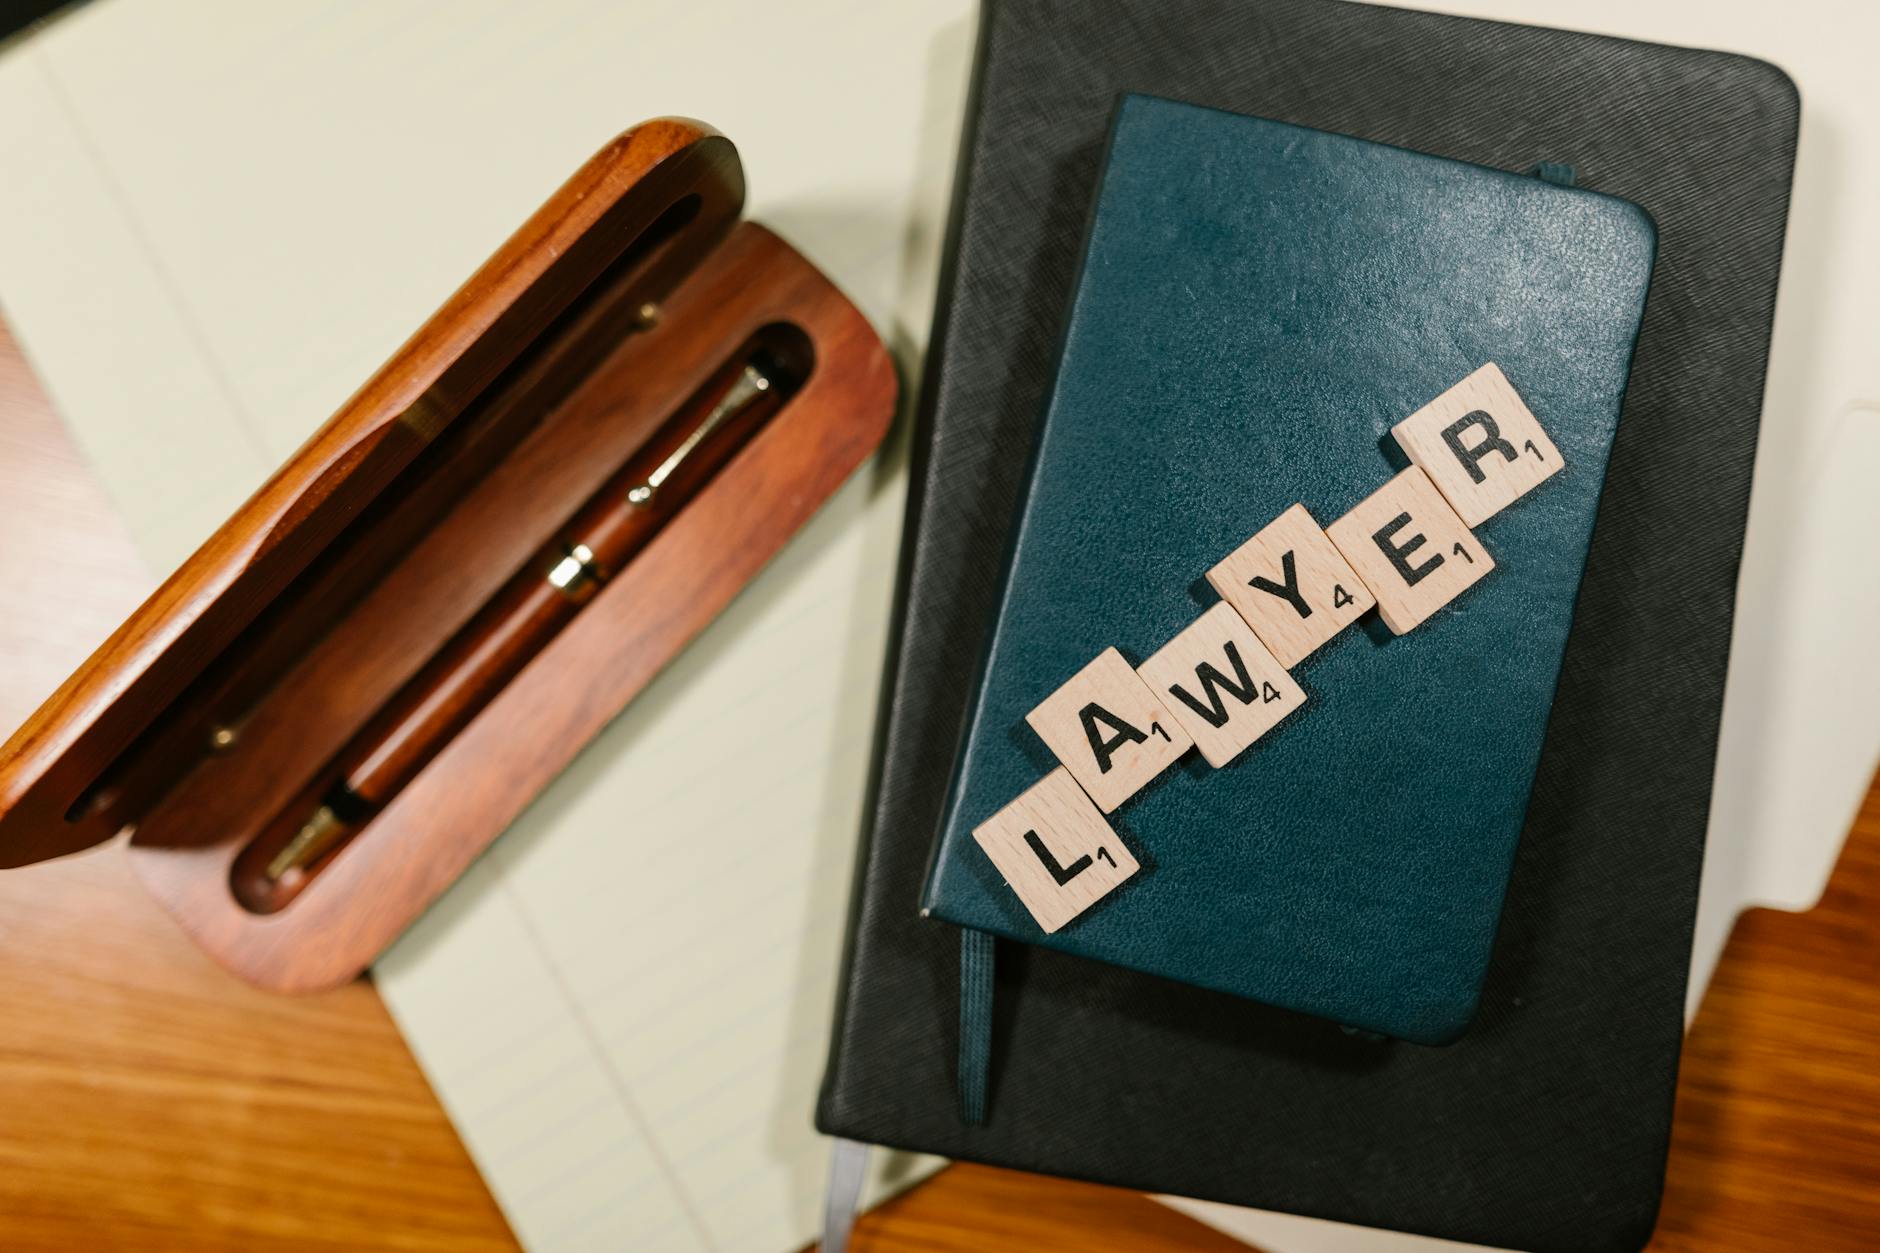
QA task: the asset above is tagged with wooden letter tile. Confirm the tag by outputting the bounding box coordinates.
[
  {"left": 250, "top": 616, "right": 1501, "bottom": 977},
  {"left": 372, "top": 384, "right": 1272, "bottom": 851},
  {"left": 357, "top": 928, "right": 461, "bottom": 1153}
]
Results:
[
  {"left": 1390, "top": 362, "right": 1562, "bottom": 526},
  {"left": 1026, "top": 647, "right": 1192, "bottom": 813},
  {"left": 1136, "top": 603, "right": 1306, "bottom": 768},
  {"left": 972, "top": 767, "right": 1140, "bottom": 933},
  {"left": 1325, "top": 467, "right": 1494, "bottom": 634},
  {"left": 1205, "top": 503, "right": 1376, "bottom": 667}
]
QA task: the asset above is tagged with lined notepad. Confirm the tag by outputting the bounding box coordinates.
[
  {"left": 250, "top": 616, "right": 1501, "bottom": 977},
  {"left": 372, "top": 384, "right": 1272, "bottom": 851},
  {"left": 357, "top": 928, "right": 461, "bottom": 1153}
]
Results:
[{"left": 0, "top": 1, "right": 971, "bottom": 1248}]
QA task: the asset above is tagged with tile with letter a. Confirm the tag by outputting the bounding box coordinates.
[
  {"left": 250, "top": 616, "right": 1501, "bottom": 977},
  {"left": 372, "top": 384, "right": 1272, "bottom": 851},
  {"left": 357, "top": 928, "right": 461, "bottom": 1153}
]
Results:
[
  {"left": 1026, "top": 647, "right": 1192, "bottom": 813},
  {"left": 1136, "top": 603, "right": 1306, "bottom": 768},
  {"left": 1205, "top": 503, "right": 1376, "bottom": 668},
  {"left": 1326, "top": 467, "right": 1494, "bottom": 635},
  {"left": 973, "top": 767, "right": 1140, "bottom": 933},
  {"left": 1390, "top": 362, "right": 1563, "bottom": 526}
]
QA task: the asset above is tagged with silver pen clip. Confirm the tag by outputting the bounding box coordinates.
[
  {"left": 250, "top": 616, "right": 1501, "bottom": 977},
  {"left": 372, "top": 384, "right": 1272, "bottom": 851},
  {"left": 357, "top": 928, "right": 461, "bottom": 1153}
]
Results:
[{"left": 625, "top": 363, "right": 773, "bottom": 506}]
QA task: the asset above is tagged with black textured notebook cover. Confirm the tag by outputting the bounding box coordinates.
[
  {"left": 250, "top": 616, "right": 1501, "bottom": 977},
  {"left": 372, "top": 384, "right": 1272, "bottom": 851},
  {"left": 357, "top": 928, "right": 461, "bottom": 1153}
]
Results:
[{"left": 817, "top": 2, "right": 1798, "bottom": 1250}]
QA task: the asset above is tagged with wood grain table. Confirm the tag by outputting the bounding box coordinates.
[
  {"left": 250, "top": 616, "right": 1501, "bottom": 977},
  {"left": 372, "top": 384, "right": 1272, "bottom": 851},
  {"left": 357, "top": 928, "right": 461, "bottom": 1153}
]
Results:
[{"left": 0, "top": 319, "right": 1874, "bottom": 1250}]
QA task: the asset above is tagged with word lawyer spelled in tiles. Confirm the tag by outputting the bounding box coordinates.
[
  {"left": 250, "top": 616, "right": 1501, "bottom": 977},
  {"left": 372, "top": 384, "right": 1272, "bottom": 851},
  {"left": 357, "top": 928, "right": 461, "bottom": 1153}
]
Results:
[{"left": 974, "top": 363, "right": 1562, "bottom": 933}]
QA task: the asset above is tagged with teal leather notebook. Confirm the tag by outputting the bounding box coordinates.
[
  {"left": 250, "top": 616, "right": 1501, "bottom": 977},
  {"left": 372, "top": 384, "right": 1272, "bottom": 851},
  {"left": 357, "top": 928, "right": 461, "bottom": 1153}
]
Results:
[{"left": 919, "top": 94, "right": 1655, "bottom": 1045}]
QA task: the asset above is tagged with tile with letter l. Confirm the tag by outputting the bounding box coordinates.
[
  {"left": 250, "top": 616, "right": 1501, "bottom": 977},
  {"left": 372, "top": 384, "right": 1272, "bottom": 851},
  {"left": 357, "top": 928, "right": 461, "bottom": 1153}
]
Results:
[
  {"left": 1136, "top": 602, "right": 1307, "bottom": 768},
  {"left": 1325, "top": 466, "right": 1494, "bottom": 634},
  {"left": 1390, "top": 362, "right": 1563, "bottom": 526},
  {"left": 1026, "top": 646, "right": 1192, "bottom": 813},
  {"left": 1205, "top": 503, "right": 1376, "bottom": 668},
  {"left": 972, "top": 767, "right": 1140, "bottom": 933}
]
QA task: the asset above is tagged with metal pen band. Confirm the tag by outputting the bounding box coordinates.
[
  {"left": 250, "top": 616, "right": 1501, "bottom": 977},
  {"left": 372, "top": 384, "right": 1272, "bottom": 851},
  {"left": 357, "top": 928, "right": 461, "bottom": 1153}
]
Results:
[{"left": 545, "top": 541, "right": 603, "bottom": 600}]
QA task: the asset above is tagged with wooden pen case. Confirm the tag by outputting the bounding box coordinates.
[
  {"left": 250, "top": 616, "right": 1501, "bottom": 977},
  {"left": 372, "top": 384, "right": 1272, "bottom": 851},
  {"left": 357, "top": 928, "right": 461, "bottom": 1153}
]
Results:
[{"left": 0, "top": 118, "right": 897, "bottom": 991}]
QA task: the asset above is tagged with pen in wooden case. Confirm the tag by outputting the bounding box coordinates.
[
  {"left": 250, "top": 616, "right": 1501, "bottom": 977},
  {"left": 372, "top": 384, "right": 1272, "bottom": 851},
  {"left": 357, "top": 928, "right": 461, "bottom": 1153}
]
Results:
[{"left": 239, "top": 339, "right": 801, "bottom": 905}]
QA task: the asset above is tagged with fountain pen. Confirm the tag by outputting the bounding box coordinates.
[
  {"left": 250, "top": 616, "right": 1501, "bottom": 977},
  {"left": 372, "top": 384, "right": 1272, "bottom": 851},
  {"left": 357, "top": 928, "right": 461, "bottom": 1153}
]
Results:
[{"left": 264, "top": 348, "right": 789, "bottom": 884}]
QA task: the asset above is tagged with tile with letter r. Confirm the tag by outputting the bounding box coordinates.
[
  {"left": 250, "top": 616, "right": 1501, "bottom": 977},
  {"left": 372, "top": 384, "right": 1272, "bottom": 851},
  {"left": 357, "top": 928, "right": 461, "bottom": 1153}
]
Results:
[
  {"left": 1325, "top": 467, "right": 1494, "bottom": 634},
  {"left": 1390, "top": 362, "right": 1563, "bottom": 526},
  {"left": 1026, "top": 646, "right": 1192, "bottom": 813},
  {"left": 1136, "top": 603, "right": 1307, "bottom": 768},
  {"left": 1205, "top": 503, "right": 1376, "bottom": 668},
  {"left": 972, "top": 767, "right": 1140, "bottom": 933}
]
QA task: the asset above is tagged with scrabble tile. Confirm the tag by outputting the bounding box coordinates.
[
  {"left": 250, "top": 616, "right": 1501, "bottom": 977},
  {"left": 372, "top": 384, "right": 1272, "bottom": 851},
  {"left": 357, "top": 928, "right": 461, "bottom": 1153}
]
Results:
[
  {"left": 1205, "top": 503, "right": 1377, "bottom": 668},
  {"left": 1390, "top": 362, "right": 1563, "bottom": 526},
  {"left": 1325, "top": 467, "right": 1495, "bottom": 634},
  {"left": 972, "top": 767, "right": 1141, "bottom": 933},
  {"left": 1026, "top": 647, "right": 1192, "bottom": 813},
  {"left": 1136, "top": 603, "right": 1307, "bottom": 768}
]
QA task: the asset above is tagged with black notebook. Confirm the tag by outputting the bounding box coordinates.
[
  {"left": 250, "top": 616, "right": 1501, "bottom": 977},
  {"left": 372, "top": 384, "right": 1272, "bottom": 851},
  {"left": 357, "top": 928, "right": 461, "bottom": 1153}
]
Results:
[{"left": 817, "top": 2, "right": 1797, "bottom": 1251}]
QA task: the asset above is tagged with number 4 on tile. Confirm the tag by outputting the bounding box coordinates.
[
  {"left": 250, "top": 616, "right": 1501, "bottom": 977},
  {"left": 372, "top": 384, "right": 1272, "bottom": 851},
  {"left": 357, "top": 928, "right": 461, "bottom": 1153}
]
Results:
[
  {"left": 1135, "top": 603, "right": 1306, "bottom": 768},
  {"left": 1204, "top": 503, "right": 1376, "bottom": 669}
]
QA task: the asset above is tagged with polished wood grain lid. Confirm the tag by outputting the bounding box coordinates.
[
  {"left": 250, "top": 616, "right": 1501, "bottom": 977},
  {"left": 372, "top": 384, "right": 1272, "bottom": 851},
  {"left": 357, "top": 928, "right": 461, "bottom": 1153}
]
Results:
[{"left": 0, "top": 118, "right": 744, "bottom": 866}]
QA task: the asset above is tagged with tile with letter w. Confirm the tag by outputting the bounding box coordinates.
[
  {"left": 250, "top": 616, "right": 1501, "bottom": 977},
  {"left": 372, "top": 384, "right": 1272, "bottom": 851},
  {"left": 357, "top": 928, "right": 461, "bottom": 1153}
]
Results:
[{"left": 1136, "top": 603, "right": 1306, "bottom": 768}]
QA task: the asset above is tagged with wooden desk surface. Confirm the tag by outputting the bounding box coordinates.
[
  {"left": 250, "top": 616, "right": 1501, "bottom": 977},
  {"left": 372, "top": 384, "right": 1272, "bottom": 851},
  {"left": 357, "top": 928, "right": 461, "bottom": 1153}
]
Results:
[{"left": 0, "top": 320, "right": 1874, "bottom": 1250}]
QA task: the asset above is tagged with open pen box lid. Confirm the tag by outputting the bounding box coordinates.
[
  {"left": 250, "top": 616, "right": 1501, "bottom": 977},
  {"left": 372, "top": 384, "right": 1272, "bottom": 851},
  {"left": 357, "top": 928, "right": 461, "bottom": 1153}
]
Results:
[{"left": 0, "top": 118, "right": 897, "bottom": 988}]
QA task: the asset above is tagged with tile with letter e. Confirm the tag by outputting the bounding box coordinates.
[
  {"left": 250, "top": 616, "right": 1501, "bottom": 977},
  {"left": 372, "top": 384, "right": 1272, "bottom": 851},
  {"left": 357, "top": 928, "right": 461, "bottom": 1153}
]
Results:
[
  {"left": 1390, "top": 362, "right": 1563, "bottom": 526},
  {"left": 1136, "top": 603, "right": 1306, "bottom": 768},
  {"left": 1026, "top": 647, "right": 1192, "bottom": 813},
  {"left": 1326, "top": 467, "right": 1494, "bottom": 634},
  {"left": 972, "top": 767, "right": 1140, "bottom": 933},
  {"left": 1205, "top": 503, "right": 1376, "bottom": 667}
]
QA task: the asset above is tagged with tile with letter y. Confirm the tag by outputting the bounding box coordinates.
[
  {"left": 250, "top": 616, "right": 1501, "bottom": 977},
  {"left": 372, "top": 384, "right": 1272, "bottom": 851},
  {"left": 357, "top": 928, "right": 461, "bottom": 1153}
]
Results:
[
  {"left": 1326, "top": 467, "right": 1494, "bottom": 634},
  {"left": 1026, "top": 647, "right": 1191, "bottom": 813},
  {"left": 972, "top": 767, "right": 1140, "bottom": 933},
  {"left": 1206, "top": 503, "right": 1375, "bottom": 668},
  {"left": 1136, "top": 603, "right": 1306, "bottom": 768},
  {"left": 1391, "top": 362, "right": 1563, "bottom": 526}
]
